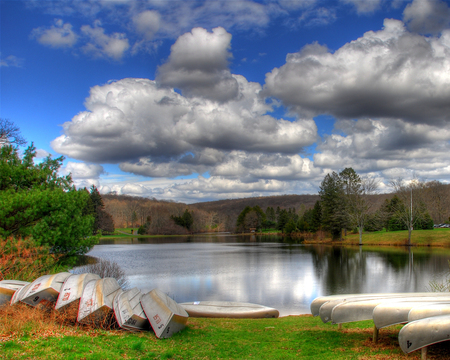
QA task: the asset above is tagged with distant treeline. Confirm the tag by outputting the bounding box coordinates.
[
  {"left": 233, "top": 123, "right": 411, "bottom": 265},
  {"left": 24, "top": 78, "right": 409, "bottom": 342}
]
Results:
[{"left": 103, "top": 173, "right": 449, "bottom": 237}]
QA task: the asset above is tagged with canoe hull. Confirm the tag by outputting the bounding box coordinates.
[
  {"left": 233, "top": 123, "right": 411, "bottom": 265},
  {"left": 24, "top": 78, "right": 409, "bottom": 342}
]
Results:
[
  {"left": 316, "top": 292, "right": 450, "bottom": 323},
  {"left": 55, "top": 273, "right": 101, "bottom": 310},
  {"left": 180, "top": 301, "right": 279, "bottom": 319},
  {"left": 141, "top": 289, "right": 188, "bottom": 339},
  {"left": 20, "top": 272, "right": 71, "bottom": 307},
  {"left": 113, "top": 288, "right": 149, "bottom": 331},
  {"left": 408, "top": 303, "right": 450, "bottom": 322},
  {"left": 0, "top": 280, "right": 30, "bottom": 306},
  {"left": 399, "top": 315, "right": 450, "bottom": 353},
  {"left": 373, "top": 300, "right": 450, "bottom": 329},
  {"left": 77, "top": 278, "right": 121, "bottom": 324}
]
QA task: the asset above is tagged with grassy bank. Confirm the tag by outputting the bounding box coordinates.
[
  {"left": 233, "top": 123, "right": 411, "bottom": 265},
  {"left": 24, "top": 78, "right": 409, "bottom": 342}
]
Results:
[
  {"left": 3, "top": 304, "right": 450, "bottom": 360},
  {"left": 304, "top": 228, "right": 450, "bottom": 247}
]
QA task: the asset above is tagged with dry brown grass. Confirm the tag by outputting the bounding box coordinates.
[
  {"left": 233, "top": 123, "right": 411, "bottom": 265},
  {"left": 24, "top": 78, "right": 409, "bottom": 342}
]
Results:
[{"left": 0, "top": 301, "right": 120, "bottom": 342}]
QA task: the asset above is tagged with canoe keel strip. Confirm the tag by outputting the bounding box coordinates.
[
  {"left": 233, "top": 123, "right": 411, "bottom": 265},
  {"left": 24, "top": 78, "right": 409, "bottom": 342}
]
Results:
[{"left": 312, "top": 292, "right": 450, "bottom": 355}]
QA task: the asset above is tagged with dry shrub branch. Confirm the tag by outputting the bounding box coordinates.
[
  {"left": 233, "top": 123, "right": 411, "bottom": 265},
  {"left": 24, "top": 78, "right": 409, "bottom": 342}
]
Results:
[{"left": 0, "top": 237, "right": 63, "bottom": 282}]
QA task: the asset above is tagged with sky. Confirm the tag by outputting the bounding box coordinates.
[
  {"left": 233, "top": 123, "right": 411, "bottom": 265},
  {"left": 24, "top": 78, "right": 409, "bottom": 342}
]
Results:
[{"left": 1, "top": 0, "right": 450, "bottom": 203}]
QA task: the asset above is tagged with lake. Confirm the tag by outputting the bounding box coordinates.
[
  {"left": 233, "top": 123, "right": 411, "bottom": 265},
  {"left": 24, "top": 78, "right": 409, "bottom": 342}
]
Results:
[{"left": 78, "top": 234, "right": 450, "bottom": 317}]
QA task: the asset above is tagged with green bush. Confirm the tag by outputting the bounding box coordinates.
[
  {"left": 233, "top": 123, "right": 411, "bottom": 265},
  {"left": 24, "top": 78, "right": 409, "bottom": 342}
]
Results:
[{"left": 137, "top": 225, "right": 146, "bottom": 235}]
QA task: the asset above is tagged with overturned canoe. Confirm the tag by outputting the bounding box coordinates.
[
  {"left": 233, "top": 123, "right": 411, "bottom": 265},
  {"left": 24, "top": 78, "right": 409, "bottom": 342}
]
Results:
[
  {"left": 55, "top": 273, "right": 101, "bottom": 310},
  {"left": 77, "top": 278, "right": 122, "bottom": 324},
  {"left": 408, "top": 303, "right": 450, "bottom": 322},
  {"left": 316, "top": 292, "right": 450, "bottom": 323},
  {"left": 399, "top": 315, "right": 450, "bottom": 354},
  {"left": 10, "top": 282, "right": 33, "bottom": 305},
  {"left": 0, "top": 280, "right": 30, "bottom": 306},
  {"left": 113, "top": 288, "right": 149, "bottom": 331},
  {"left": 373, "top": 299, "right": 450, "bottom": 329},
  {"left": 180, "top": 301, "right": 279, "bottom": 319},
  {"left": 141, "top": 289, "right": 189, "bottom": 339},
  {"left": 310, "top": 293, "right": 397, "bottom": 317},
  {"left": 331, "top": 293, "right": 450, "bottom": 325},
  {"left": 19, "top": 272, "right": 71, "bottom": 307}
]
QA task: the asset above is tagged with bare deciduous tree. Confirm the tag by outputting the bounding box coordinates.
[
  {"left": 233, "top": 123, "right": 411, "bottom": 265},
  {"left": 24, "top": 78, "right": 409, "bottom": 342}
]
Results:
[
  {"left": 390, "top": 178, "right": 427, "bottom": 245},
  {"left": 0, "top": 119, "right": 26, "bottom": 147},
  {"left": 424, "top": 181, "right": 450, "bottom": 224},
  {"left": 346, "top": 177, "right": 379, "bottom": 245}
]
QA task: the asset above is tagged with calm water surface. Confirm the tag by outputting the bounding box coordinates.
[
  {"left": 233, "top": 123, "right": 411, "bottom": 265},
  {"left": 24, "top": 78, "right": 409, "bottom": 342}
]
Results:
[{"left": 78, "top": 234, "right": 450, "bottom": 316}]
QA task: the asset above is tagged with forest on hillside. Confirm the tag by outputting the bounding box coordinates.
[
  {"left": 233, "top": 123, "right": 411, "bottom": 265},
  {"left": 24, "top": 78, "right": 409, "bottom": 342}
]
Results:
[{"left": 103, "top": 178, "right": 450, "bottom": 236}]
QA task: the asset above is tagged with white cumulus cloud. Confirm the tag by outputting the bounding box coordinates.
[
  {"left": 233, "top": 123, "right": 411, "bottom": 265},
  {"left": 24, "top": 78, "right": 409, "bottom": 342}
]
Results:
[
  {"left": 81, "top": 21, "right": 129, "bottom": 60},
  {"left": 157, "top": 27, "right": 238, "bottom": 102},
  {"left": 31, "top": 19, "right": 77, "bottom": 48},
  {"left": 63, "top": 162, "right": 105, "bottom": 179},
  {"left": 403, "top": 0, "right": 450, "bottom": 34},
  {"left": 263, "top": 19, "right": 450, "bottom": 126}
]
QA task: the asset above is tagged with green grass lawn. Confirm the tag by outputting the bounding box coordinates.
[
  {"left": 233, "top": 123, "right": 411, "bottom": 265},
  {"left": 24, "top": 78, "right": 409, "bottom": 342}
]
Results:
[
  {"left": 338, "top": 228, "right": 450, "bottom": 247},
  {"left": 5, "top": 314, "right": 449, "bottom": 359}
]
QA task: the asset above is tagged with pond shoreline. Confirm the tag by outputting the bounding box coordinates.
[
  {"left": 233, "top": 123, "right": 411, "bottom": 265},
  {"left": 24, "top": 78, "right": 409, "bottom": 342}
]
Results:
[{"left": 102, "top": 228, "right": 450, "bottom": 247}]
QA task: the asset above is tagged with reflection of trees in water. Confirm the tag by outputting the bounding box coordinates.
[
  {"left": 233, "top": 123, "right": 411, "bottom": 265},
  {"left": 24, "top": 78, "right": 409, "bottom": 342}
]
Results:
[
  {"left": 308, "top": 246, "right": 368, "bottom": 294},
  {"left": 73, "top": 255, "right": 98, "bottom": 267},
  {"left": 371, "top": 248, "right": 432, "bottom": 271},
  {"left": 306, "top": 245, "right": 450, "bottom": 294}
]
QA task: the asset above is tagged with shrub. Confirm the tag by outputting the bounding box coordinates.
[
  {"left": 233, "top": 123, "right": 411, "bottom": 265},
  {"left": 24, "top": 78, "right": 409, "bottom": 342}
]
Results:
[
  {"left": 137, "top": 225, "right": 146, "bottom": 235},
  {"left": 72, "top": 258, "right": 129, "bottom": 290},
  {"left": 0, "top": 237, "right": 64, "bottom": 281}
]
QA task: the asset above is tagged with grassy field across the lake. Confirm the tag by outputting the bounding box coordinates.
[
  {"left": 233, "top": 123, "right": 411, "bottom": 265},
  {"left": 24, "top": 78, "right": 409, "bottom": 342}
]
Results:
[
  {"left": 104, "top": 228, "right": 450, "bottom": 247},
  {"left": 323, "top": 228, "right": 450, "bottom": 247},
  {"left": 2, "top": 303, "right": 450, "bottom": 360}
]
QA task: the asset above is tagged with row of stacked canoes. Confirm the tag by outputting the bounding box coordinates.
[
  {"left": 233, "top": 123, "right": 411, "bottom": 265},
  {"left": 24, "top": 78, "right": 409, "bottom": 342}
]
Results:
[
  {"left": 311, "top": 292, "right": 450, "bottom": 356},
  {"left": 0, "top": 272, "right": 188, "bottom": 339},
  {"left": 1, "top": 272, "right": 280, "bottom": 339}
]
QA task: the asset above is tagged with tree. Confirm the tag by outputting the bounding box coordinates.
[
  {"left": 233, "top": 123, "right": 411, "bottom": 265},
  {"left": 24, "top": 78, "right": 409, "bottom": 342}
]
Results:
[
  {"left": 344, "top": 175, "right": 379, "bottom": 245},
  {"left": 0, "top": 143, "right": 97, "bottom": 255},
  {"left": 390, "top": 178, "right": 429, "bottom": 245},
  {"left": 182, "top": 209, "right": 194, "bottom": 230},
  {"left": 379, "top": 195, "right": 402, "bottom": 231},
  {"left": 171, "top": 209, "right": 194, "bottom": 231},
  {"left": 0, "top": 119, "right": 26, "bottom": 147},
  {"left": 86, "top": 185, "right": 115, "bottom": 235},
  {"left": 284, "top": 218, "right": 297, "bottom": 234},
  {"left": 424, "top": 181, "right": 450, "bottom": 224},
  {"left": 339, "top": 168, "right": 361, "bottom": 235},
  {"left": 277, "top": 209, "right": 290, "bottom": 232},
  {"left": 319, "top": 172, "right": 346, "bottom": 240},
  {"left": 310, "top": 201, "right": 322, "bottom": 232},
  {"left": 236, "top": 206, "right": 266, "bottom": 232}
]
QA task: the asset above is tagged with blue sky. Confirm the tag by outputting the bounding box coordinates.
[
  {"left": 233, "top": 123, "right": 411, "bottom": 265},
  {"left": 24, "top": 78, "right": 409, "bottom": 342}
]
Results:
[{"left": 1, "top": 0, "right": 450, "bottom": 203}]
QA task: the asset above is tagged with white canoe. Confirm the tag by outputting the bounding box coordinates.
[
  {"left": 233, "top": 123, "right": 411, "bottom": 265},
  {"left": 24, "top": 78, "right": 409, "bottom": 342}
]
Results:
[
  {"left": 180, "top": 301, "right": 279, "bottom": 319},
  {"left": 373, "top": 299, "right": 450, "bottom": 329},
  {"left": 310, "top": 293, "right": 399, "bottom": 317},
  {"left": 10, "top": 282, "right": 33, "bottom": 305},
  {"left": 317, "top": 292, "right": 450, "bottom": 323},
  {"left": 399, "top": 315, "right": 450, "bottom": 354},
  {"left": 0, "top": 280, "right": 30, "bottom": 306},
  {"left": 408, "top": 303, "right": 450, "bottom": 322},
  {"left": 331, "top": 294, "right": 450, "bottom": 325},
  {"left": 55, "top": 273, "right": 101, "bottom": 310},
  {"left": 113, "top": 288, "right": 149, "bottom": 331},
  {"left": 77, "top": 278, "right": 122, "bottom": 324},
  {"left": 19, "top": 272, "right": 71, "bottom": 307},
  {"left": 140, "top": 289, "right": 189, "bottom": 339}
]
